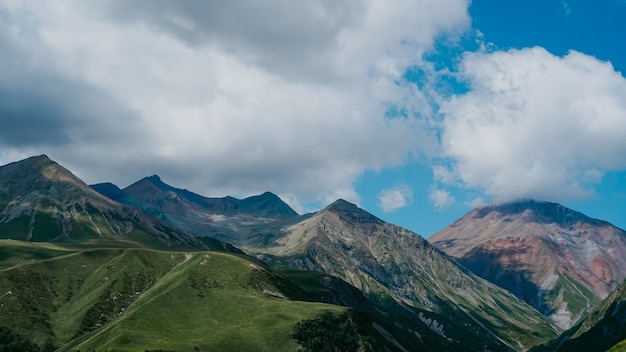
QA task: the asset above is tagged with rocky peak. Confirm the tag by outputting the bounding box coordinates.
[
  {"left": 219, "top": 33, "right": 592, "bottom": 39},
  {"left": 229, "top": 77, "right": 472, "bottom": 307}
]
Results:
[
  {"left": 240, "top": 192, "right": 298, "bottom": 218},
  {"left": 90, "top": 182, "right": 126, "bottom": 202},
  {"left": 474, "top": 200, "right": 608, "bottom": 229},
  {"left": 18, "top": 154, "right": 53, "bottom": 167},
  {"left": 0, "top": 154, "right": 95, "bottom": 200},
  {"left": 323, "top": 199, "right": 383, "bottom": 225},
  {"left": 123, "top": 175, "right": 169, "bottom": 200},
  {"left": 1, "top": 154, "right": 54, "bottom": 179}
]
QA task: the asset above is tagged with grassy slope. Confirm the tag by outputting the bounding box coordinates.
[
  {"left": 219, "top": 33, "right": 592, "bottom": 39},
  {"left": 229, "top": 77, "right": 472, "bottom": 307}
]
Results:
[
  {"left": 0, "top": 246, "right": 344, "bottom": 351},
  {"left": 610, "top": 340, "right": 626, "bottom": 352},
  {"left": 281, "top": 269, "right": 467, "bottom": 351},
  {"left": 0, "top": 240, "right": 77, "bottom": 269}
]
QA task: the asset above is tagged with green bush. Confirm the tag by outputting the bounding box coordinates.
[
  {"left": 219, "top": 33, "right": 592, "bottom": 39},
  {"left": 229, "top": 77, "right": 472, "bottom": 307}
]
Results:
[
  {"left": 292, "top": 311, "right": 374, "bottom": 352},
  {"left": 0, "top": 326, "right": 40, "bottom": 352}
]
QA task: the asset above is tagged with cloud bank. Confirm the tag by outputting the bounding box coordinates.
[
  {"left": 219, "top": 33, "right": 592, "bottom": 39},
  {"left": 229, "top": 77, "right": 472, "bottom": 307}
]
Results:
[
  {"left": 0, "top": 0, "right": 469, "bottom": 207},
  {"left": 438, "top": 47, "right": 626, "bottom": 203}
]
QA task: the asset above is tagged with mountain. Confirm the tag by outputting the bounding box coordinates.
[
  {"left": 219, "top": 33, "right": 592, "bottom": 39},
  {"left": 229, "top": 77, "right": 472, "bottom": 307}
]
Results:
[
  {"left": 532, "top": 278, "right": 626, "bottom": 352},
  {"left": 0, "top": 155, "right": 220, "bottom": 251},
  {"left": 91, "top": 175, "right": 298, "bottom": 247},
  {"left": 252, "top": 199, "right": 559, "bottom": 351},
  {"left": 429, "top": 200, "right": 626, "bottom": 330}
]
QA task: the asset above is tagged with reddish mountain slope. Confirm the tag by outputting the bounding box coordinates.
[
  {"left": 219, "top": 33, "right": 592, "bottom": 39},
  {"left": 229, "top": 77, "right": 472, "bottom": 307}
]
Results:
[{"left": 429, "top": 200, "right": 626, "bottom": 329}]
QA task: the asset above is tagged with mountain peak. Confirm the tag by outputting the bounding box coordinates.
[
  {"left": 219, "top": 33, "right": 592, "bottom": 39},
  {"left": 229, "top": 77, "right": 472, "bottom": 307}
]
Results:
[
  {"left": 27, "top": 154, "right": 52, "bottom": 163},
  {"left": 326, "top": 198, "right": 357, "bottom": 210},
  {"left": 2, "top": 154, "right": 54, "bottom": 171},
  {"left": 142, "top": 174, "right": 168, "bottom": 188},
  {"left": 259, "top": 191, "right": 278, "bottom": 198},
  {"left": 475, "top": 199, "right": 607, "bottom": 228},
  {"left": 90, "top": 182, "right": 125, "bottom": 202},
  {"left": 0, "top": 154, "right": 88, "bottom": 195},
  {"left": 125, "top": 174, "right": 171, "bottom": 193},
  {"left": 147, "top": 174, "right": 161, "bottom": 182},
  {"left": 324, "top": 199, "right": 382, "bottom": 224},
  {"left": 240, "top": 192, "right": 298, "bottom": 218}
]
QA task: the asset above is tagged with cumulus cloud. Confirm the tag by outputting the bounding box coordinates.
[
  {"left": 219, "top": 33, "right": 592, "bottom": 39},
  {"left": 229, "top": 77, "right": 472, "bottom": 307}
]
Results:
[
  {"left": 0, "top": 0, "right": 470, "bottom": 204},
  {"left": 429, "top": 187, "right": 455, "bottom": 209},
  {"left": 378, "top": 183, "right": 414, "bottom": 212},
  {"left": 438, "top": 47, "right": 626, "bottom": 203}
]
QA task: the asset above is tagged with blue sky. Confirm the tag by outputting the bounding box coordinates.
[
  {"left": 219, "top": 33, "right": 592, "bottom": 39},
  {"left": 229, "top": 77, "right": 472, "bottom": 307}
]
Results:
[{"left": 1, "top": 0, "right": 625, "bottom": 236}]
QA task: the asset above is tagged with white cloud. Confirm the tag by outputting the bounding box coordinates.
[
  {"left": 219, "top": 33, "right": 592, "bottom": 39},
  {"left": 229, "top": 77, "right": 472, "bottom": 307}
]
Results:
[
  {"left": 0, "top": 0, "right": 470, "bottom": 204},
  {"left": 439, "top": 47, "right": 626, "bottom": 203},
  {"left": 429, "top": 187, "right": 455, "bottom": 209},
  {"left": 466, "top": 196, "right": 485, "bottom": 208},
  {"left": 378, "top": 183, "right": 414, "bottom": 212}
]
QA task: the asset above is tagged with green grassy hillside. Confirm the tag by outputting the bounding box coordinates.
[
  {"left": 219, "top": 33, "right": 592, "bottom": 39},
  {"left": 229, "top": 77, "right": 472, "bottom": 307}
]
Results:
[
  {"left": 0, "top": 243, "right": 441, "bottom": 351},
  {"left": 0, "top": 246, "right": 347, "bottom": 351},
  {"left": 0, "top": 240, "right": 76, "bottom": 269}
]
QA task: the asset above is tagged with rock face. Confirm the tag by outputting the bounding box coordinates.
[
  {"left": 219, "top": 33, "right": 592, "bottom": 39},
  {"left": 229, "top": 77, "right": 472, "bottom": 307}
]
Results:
[
  {"left": 429, "top": 200, "right": 626, "bottom": 330},
  {"left": 0, "top": 155, "right": 213, "bottom": 250},
  {"left": 255, "top": 199, "right": 559, "bottom": 351}
]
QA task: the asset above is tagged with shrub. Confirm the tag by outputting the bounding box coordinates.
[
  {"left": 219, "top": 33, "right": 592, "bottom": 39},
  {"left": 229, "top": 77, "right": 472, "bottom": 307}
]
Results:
[{"left": 292, "top": 311, "right": 374, "bottom": 352}]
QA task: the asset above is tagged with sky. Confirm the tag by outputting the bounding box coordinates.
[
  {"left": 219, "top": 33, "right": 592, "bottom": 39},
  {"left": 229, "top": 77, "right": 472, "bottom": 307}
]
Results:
[{"left": 1, "top": 0, "right": 625, "bottom": 237}]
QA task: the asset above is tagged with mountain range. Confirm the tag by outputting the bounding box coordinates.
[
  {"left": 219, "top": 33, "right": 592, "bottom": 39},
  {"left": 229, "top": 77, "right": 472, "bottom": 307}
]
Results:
[
  {"left": 91, "top": 164, "right": 559, "bottom": 351},
  {"left": 2, "top": 155, "right": 625, "bottom": 351},
  {"left": 0, "top": 155, "right": 220, "bottom": 251},
  {"left": 91, "top": 175, "right": 297, "bottom": 248}
]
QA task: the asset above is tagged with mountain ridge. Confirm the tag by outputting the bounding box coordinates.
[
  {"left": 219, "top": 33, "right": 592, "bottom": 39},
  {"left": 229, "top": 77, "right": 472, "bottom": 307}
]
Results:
[
  {"left": 0, "top": 155, "right": 227, "bottom": 251},
  {"left": 123, "top": 175, "right": 298, "bottom": 218},
  {"left": 91, "top": 175, "right": 300, "bottom": 247}
]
